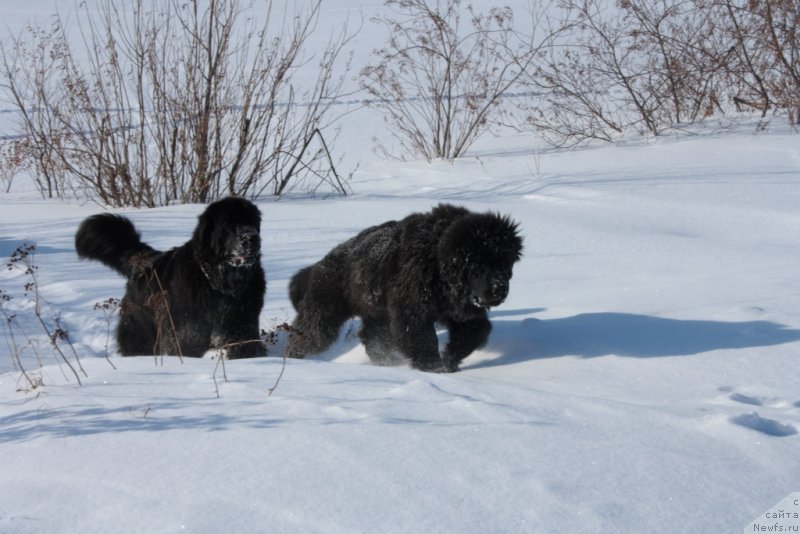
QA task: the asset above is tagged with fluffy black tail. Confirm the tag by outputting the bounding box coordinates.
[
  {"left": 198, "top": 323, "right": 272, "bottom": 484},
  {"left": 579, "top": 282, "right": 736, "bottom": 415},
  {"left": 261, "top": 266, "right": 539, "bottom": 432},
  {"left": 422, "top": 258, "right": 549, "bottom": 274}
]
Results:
[
  {"left": 289, "top": 265, "right": 314, "bottom": 310},
  {"left": 75, "top": 214, "right": 157, "bottom": 278}
]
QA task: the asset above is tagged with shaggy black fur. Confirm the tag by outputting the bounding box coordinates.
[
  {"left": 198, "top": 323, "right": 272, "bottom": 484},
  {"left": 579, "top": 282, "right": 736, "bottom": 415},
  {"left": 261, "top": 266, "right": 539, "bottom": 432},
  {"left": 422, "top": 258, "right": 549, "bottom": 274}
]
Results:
[
  {"left": 286, "top": 203, "right": 523, "bottom": 372},
  {"left": 75, "top": 197, "right": 266, "bottom": 358}
]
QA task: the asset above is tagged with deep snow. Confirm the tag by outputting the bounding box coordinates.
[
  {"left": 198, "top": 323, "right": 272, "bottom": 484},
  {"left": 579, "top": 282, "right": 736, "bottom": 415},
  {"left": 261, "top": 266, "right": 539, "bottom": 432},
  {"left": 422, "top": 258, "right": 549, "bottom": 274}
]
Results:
[{"left": 1, "top": 1, "right": 800, "bottom": 533}]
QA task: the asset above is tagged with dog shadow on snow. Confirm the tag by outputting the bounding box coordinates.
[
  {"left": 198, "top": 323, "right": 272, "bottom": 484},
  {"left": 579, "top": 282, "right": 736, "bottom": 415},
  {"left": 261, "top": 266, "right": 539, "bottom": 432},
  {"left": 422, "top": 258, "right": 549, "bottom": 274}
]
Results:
[{"left": 466, "top": 309, "right": 800, "bottom": 369}]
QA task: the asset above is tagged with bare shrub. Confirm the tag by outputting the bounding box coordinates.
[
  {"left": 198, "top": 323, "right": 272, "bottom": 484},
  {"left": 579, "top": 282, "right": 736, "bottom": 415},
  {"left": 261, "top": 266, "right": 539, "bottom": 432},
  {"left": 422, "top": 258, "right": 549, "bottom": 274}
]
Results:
[
  {"left": 705, "top": 0, "right": 777, "bottom": 117},
  {"left": 762, "top": 1, "right": 800, "bottom": 124},
  {"left": 763, "top": 1, "right": 800, "bottom": 123},
  {"left": 527, "top": 0, "right": 800, "bottom": 146},
  {"left": 0, "top": 0, "right": 354, "bottom": 207},
  {"left": 527, "top": 0, "right": 726, "bottom": 146},
  {"left": 360, "top": 0, "right": 559, "bottom": 161},
  {"left": 617, "top": 0, "right": 729, "bottom": 123},
  {"left": 710, "top": 0, "right": 800, "bottom": 123}
]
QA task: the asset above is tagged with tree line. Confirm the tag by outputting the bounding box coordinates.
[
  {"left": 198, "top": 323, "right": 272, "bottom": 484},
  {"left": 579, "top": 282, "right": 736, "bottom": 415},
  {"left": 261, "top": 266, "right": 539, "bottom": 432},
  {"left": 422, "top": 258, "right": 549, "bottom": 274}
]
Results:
[{"left": 1, "top": 0, "right": 797, "bottom": 206}]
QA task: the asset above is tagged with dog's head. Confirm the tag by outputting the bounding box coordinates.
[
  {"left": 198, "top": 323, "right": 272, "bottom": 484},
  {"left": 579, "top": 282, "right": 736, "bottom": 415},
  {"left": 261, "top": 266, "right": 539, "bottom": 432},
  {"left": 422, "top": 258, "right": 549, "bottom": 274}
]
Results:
[
  {"left": 438, "top": 211, "right": 523, "bottom": 313},
  {"left": 193, "top": 197, "right": 262, "bottom": 271}
]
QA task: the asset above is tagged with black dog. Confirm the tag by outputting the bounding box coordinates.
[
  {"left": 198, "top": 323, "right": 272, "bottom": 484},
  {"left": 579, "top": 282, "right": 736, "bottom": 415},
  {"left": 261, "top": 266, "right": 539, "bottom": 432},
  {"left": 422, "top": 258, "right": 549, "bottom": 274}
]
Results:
[
  {"left": 286, "top": 203, "right": 522, "bottom": 372},
  {"left": 75, "top": 197, "right": 266, "bottom": 358}
]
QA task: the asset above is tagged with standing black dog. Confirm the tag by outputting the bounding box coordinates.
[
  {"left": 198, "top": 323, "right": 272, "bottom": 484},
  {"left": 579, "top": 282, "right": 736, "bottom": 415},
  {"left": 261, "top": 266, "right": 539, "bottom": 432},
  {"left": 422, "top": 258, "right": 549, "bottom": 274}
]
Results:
[
  {"left": 75, "top": 197, "right": 266, "bottom": 358},
  {"left": 286, "top": 203, "right": 523, "bottom": 372}
]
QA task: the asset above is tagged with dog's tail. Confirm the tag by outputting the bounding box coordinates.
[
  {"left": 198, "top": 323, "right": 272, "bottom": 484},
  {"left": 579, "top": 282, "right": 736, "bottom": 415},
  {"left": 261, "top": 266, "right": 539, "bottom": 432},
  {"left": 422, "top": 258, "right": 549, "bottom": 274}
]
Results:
[
  {"left": 289, "top": 265, "right": 314, "bottom": 310},
  {"left": 75, "top": 214, "right": 157, "bottom": 278}
]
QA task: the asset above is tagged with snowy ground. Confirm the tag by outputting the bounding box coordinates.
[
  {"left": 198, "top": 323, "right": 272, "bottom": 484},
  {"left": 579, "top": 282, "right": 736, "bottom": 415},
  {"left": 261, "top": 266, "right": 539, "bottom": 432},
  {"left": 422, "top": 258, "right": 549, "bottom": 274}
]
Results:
[
  {"left": 1, "top": 1, "right": 800, "bottom": 532},
  {"left": 2, "top": 117, "right": 799, "bottom": 533}
]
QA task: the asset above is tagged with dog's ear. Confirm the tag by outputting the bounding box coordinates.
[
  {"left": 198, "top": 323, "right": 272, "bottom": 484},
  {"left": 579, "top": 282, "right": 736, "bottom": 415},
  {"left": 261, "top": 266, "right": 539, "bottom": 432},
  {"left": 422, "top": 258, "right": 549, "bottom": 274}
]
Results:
[
  {"left": 192, "top": 208, "right": 223, "bottom": 260},
  {"left": 193, "top": 210, "right": 209, "bottom": 247}
]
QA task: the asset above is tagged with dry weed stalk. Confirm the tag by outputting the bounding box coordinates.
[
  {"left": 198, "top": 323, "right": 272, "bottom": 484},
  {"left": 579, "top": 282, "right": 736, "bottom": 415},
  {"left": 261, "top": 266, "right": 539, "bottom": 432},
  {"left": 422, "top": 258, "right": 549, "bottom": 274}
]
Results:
[{"left": 5, "top": 243, "right": 85, "bottom": 385}]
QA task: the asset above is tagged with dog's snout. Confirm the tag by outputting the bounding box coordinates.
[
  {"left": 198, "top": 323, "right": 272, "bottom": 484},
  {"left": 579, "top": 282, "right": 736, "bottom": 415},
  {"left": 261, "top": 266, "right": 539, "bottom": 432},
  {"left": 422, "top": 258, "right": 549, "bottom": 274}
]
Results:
[
  {"left": 489, "top": 273, "right": 509, "bottom": 299},
  {"left": 227, "top": 227, "right": 261, "bottom": 267},
  {"left": 470, "top": 271, "right": 510, "bottom": 308}
]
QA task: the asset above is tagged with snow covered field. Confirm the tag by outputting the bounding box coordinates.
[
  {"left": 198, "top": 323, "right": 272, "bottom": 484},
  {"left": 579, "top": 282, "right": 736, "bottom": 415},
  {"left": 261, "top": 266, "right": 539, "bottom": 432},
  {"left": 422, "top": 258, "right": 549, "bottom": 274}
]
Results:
[{"left": 1, "top": 1, "right": 800, "bottom": 533}]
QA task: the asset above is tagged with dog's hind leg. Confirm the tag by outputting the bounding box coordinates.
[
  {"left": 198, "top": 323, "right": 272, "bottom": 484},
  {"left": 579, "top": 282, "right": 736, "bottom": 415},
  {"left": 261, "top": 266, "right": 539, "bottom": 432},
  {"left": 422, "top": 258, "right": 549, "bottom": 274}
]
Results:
[
  {"left": 285, "top": 305, "right": 350, "bottom": 358},
  {"left": 116, "top": 306, "right": 158, "bottom": 356},
  {"left": 359, "top": 314, "right": 400, "bottom": 365}
]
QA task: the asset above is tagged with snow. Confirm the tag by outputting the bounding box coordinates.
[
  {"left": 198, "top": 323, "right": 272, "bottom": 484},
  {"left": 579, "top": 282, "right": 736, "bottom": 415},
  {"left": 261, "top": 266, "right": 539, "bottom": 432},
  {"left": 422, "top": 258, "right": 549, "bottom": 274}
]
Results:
[{"left": 2, "top": 2, "right": 800, "bottom": 533}]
